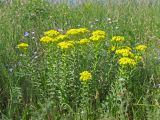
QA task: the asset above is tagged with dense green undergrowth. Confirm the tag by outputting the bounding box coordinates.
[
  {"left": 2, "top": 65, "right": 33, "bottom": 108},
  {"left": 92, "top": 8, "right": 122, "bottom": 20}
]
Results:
[{"left": 0, "top": 0, "right": 160, "bottom": 120}]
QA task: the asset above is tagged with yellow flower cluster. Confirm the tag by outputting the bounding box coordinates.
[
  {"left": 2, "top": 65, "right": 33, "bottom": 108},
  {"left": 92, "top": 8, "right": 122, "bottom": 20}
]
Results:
[
  {"left": 115, "top": 48, "right": 133, "bottom": 57},
  {"left": 55, "top": 35, "right": 68, "bottom": 41},
  {"left": 119, "top": 57, "right": 136, "bottom": 66},
  {"left": 40, "top": 28, "right": 107, "bottom": 49},
  {"left": 57, "top": 41, "right": 74, "bottom": 49},
  {"left": 92, "top": 30, "right": 106, "bottom": 36},
  {"left": 66, "top": 28, "right": 89, "bottom": 36},
  {"left": 136, "top": 44, "right": 147, "bottom": 51},
  {"left": 80, "top": 71, "right": 92, "bottom": 81},
  {"left": 40, "top": 29, "right": 62, "bottom": 44},
  {"left": 40, "top": 36, "right": 55, "bottom": 43},
  {"left": 90, "top": 30, "right": 106, "bottom": 42},
  {"left": 78, "top": 38, "right": 90, "bottom": 45},
  {"left": 44, "top": 30, "right": 60, "bottom": 37},
  {"left": 17, "top": 43, "right": 29, "bottom": 49},
  {"left": 111, "top": 36, "right": 125, "bottom": 42}
]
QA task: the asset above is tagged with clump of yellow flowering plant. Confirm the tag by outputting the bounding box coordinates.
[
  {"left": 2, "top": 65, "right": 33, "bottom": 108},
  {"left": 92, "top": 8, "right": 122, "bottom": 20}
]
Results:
[
  {"left": 80, "top": 71, "right": 92, "bottom": 82},
  {"left": 57, "top": 41, "right": 74, "bottom": 49},
  {"left": 119, "top": 57, "right": 136, "bottom": 66},
  {"left": 17, "top": 43, "right": 29, "bottom": 49},
  {"left": 90, "top": 30, "right": 106, "bottom": 42},
  {"left": 44, "top": 29, "right": 60, "bottom": 38},
  {"left": 136, "top": 44, "right": 147, "bottom": 52},
  {"left": 111, "top": 36, "right": 125, "bottom": 42}
]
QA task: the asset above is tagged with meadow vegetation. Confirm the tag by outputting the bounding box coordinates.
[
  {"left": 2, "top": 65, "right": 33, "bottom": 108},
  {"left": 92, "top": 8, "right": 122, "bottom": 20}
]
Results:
[{"left": 0, "top": 0, "right": 160, "bottom": 119}]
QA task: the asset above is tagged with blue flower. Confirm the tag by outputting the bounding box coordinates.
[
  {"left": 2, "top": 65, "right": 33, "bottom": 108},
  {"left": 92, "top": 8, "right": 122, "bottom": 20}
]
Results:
[{"left": 24, "top": 32, "right": 29, "bottom": 37}]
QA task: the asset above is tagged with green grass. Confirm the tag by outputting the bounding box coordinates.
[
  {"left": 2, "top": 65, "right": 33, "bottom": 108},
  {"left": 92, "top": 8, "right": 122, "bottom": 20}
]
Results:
[{"left": 0, "top": 0, "right": 160, "bottom": 120}]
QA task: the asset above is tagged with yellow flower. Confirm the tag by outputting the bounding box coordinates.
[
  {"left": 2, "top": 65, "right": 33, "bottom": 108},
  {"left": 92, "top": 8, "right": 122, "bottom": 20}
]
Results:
[
  {"left": 57, "top": 41, "right": 74, "bottom": 49},
  {"left": 78, "top": 28, "right": 90, "bottom": 33},
  {"left": 78, "top": 39, "right": 90, "bottom": 45},
  {"left": 66, "top": 28, "right": 89, "bottom": 36},
  {"left": 80, "top": 71, "right": 92, "bottom": 81},
  {"left": 90, "top": 30, "right": 106, "bottom": 42},
  {"left": 92, "top": 30, "right": 106, "bottom": 36},
  {"left": 44, "top": 30, "right": 60, "bottom": 38},
  {"left": 135, "top": 45, "right": 147, "bottom": 51},
  {"left": 40, "top": 36, "right": 55, "bottom": 43},
  {"left": 115, "top": 48, "right": 133, "bottom": 57},
  {"left": 90, "top": 35, "right": 105, "bottom": 42},
  {"left": 55, "top": 35, "right": 68, "bottom": 41},
  {"left": 111, "top": 36, "right": 124, "bottom": 42},
  {"left": 119, "top": 57, "right": 136, "bottom": 66},
  {"left": 17, "top": 43, "right": 29, "bottom": 49}
]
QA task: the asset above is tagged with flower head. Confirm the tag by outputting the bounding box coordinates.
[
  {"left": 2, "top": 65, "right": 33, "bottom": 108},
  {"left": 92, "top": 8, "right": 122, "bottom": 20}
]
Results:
[
  {"left": 111, "top": 36, "right": 124, "bottom": 42},
  {"left": 40, "top": 36, "right": 55, "bottom": 43},
  {"left": 80, "top": 71, "right": 92, "bottom": 81},
  {"left": 44, "top": 30, "right": 60, "bottom": 38},
  {"left": 115, "top": 48, "right": 133, "bottom": 57},
  {"left": 66, "top": 28, "right": 89, "bottom": 36},
  {"left": 55, "top": 34, "right": 68, "bottom": 41},
  {"left": 90, "top": 30, "right": 106, "bottom": 42},
  {"left": 78, "top": 39, "right": 90, "bottom": 45},
  {"left": 90, "top": 35, "right": 105, "bottom": 42},
  {"left": 92, "top": 30, "right": 106, "bottom": 36},
  {"left": 119, "top": 57, "right": 136, "bottom": 66},
  {"left": 135, "top": 45, "right": 147, "bottom": 51},
  {"left": 24, "top": 32, "right": 29, "bottom": 37},
  {"left": 57, "top": 41, "right": 74, "bottom": 49},
  {"left": 17, "top": 43, "right": 29, "bottom": 49}
]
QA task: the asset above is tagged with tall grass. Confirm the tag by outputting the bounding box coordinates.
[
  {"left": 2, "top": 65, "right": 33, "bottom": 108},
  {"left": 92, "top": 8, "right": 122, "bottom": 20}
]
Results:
[{"left": 0, "top": 0, "right": 160, "bottom": 119}]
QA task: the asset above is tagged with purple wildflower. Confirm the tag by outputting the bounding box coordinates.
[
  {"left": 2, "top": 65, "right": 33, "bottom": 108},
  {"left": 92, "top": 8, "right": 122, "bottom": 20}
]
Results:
[{"left": 24, "top": 32, "right": 29, "bottom": 37}]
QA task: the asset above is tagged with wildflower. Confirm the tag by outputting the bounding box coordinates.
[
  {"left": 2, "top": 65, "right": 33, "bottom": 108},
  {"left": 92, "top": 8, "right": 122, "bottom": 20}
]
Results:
[
  {"left": 17, "top": 43, "right": 29, "bottom": 49},
  {"left": 24, "top": 32, "right": 29, "bottom": 37},
  {"left": 40, "top": 36, "right": 55, "bottom": 43},
  {"left": 136, "top": 45, "right": 147, "bottom": 51},
  {"left": 80, "top": 71, "right": 92, "bottom": 82},
  {"left": 78, "top": 39, "right": 90, "bottom": 45},
  {"left": 111, "top": 36, "right": 124, "bottom": 42},
  {"left": 90, "top": 30, "right": 106, "bottom": 42},
  {"left": 90, "top": 35, "right": 105, "bottom": 42},
  {"left": 119, "top": 57, "right": 136, "bottom": 66},
  {"left": 115, "top": 48, "right": 133, "bottom": 57},
  {"left": 55, "top": 35, "right": 68, "bottom": 41},
  {"left": 75, "top": 28, "right": 90, "bottom": 33},
  {"left": 107, "top": 18, "right": 111, "bottom": 21},
  {"left": 66, "top": 28, "right": 89, "bottom": 36},
  {"left": 57, "top": 41, "right": 74, "bottom": 49},
  {"left": 31, "top": 31, "right": 35, "bottom": 35},
  {"left": 44, "top": 30, "right": 60, "bottom": 38},
  {"left": 92, "top": 30, "right": 106, "bottom": 36}
]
